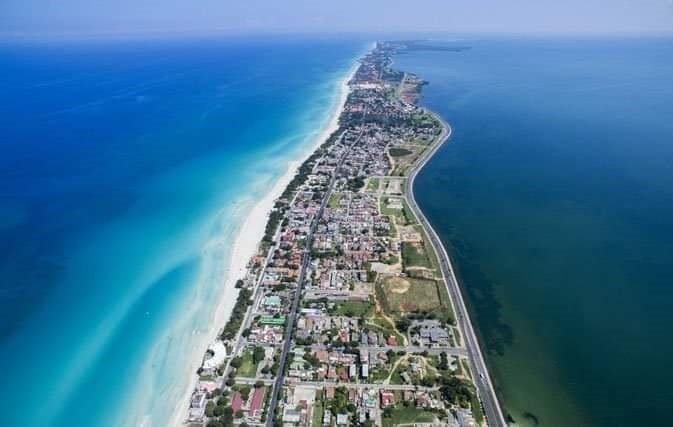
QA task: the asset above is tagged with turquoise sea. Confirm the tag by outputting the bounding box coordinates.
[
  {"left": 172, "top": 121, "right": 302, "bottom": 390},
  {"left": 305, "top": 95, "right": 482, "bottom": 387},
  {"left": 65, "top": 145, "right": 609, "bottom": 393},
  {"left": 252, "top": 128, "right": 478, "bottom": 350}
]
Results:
[
  {"left": 398, "top": 37, "right": 673, "bottom": 426},
  {"left": 3, "top": 35, "right": 673, "bottom": 427},
  {"left": 0, "top": 36, "right": 363, "bottom": 426}
]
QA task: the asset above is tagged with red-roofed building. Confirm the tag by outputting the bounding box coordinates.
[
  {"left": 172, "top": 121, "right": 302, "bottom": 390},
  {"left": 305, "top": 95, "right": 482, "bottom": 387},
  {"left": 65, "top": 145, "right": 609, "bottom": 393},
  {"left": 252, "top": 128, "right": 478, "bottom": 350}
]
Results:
[
  {"left": 380, "top": 390, "right": 395, "bottom": 408},
  {"left": 231, "top": 392, "right": 243, "bottom": 413},
  {"left": 416, "top": 393, "right": 432, "bottom": 408},
  {"left": 339, "top": 329, "right": 349, "bottom": 343},
  {"left": 314, "top": 350, "right": 329, "bottom": 364},
  {"left": 249, "top": 387, "right": 266, "bottom": 418},
  {"left": 327, "top": 366, "right": 338, "bottom": 381}
]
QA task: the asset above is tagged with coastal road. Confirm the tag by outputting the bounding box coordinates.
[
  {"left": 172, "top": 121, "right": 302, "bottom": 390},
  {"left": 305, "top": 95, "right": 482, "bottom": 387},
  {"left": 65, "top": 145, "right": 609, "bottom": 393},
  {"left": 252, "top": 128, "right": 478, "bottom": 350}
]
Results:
[{"left": 405, "top": 114, "right": 507, "bottom": 427}]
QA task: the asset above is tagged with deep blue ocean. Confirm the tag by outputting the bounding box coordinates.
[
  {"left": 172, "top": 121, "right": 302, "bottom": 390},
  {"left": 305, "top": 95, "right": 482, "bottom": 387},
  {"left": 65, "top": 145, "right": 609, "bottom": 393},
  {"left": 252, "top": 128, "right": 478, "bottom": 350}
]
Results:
[
  {"left": 398, "top": 37, "right": 673, "bottom": 426},
  {"left": 3, "top": 35, "right": 673, "bottom": 427},
  {"left": 0, "top": 36, "right": 364, "bottom": 426}
]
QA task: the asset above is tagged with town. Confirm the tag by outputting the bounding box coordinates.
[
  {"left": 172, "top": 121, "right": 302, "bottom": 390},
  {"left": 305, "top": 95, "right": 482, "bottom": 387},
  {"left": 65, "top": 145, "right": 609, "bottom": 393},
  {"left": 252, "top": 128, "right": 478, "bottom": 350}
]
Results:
[{"left": 185, "top": 41, "right": 491, "bottom": 427}]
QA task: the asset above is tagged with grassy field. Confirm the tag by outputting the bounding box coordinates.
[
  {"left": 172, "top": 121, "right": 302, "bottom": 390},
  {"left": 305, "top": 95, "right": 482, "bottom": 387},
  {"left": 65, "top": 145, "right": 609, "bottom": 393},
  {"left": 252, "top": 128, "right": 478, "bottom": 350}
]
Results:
[
  {"left": 236, "top": 349, "right": 258, "bottom": 378},
  {"left": 379, "top": 276, "right": 442, "bottom": 314},
  {"left": 402, "top": 202, "right": 417, "bottom": 225},
  {"left": 366, "top": 312, "right": 406, "bottom": 345},
  {"left": 388, "top": 142, "right": 429, "bottom": 176},
  {"left": 388, "top": 217, "right": 397, "bottom": 237},
  {"left": 382, "top": 406, "right": 436, "bottom": 427},
  {"left": 389, "top": 362, "right": 407, "bottom": 385},
  {"left": 332, "top": 300, "right": 373, "bottom": 317},
  {"left": 379, "top": 196, "right": 402, "bottom": 216},
  {"left": 369, "top": 365, "right": 392, "bottom": 383},
  {"left": 313, "top": 390, "right": 325, "bottom": 426},
  {"left": 328, "top": 193, "right": 345, "bottom": 209},
  {"left": 413, "top": 225, "right": 441, "bottom": 271},
  {"left": 368, "top": 351, "right": 402, "bottom": 383},
  {"left": 471, "top": 395, "right": 485, "bottom": 424},
  {"left": 380, "top": 196, "right": 416, "bottom": 227},
  {"left": 380, "top": 196, "right": 404, "bottom": 217},
  {"left": 401, "top": 241, "right": 432, "bottom": 269},
  {"left": 408, "top": 224, "right": 457, "bottom": 323},
  {"left": 367, "top": 177, "right": 380, "bottom": 191}
]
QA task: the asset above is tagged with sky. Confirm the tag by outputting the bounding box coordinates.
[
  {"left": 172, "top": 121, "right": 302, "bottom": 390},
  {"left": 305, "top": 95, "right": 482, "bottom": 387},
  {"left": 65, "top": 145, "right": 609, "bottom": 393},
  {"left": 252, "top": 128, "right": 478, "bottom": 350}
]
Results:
[{"left": 1, "top": 0, "right": 672, "bottom": 37}]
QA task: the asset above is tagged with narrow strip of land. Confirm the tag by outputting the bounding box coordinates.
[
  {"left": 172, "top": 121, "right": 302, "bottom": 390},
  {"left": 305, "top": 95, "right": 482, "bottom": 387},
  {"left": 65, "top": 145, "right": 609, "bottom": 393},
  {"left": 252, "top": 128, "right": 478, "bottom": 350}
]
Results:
[
  {"left": 405, "top": 114, "right": 507, "bottom": 427},
  {"left": 183, "top": 41, "right": 504, "bottom": 427}
]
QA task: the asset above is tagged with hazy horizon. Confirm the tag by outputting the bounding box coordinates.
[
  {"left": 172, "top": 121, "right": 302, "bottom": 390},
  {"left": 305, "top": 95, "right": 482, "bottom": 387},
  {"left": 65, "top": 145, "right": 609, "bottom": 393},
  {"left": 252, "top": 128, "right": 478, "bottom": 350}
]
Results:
[{"left": 2, "top": 0, "right": 673, "bottom": 38}]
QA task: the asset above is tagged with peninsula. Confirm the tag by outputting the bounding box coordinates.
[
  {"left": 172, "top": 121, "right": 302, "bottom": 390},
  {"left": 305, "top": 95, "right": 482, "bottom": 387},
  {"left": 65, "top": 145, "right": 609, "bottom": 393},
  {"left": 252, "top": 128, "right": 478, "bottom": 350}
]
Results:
[{"left": 183, "top": 41, "right": 505, "bottom": 427}]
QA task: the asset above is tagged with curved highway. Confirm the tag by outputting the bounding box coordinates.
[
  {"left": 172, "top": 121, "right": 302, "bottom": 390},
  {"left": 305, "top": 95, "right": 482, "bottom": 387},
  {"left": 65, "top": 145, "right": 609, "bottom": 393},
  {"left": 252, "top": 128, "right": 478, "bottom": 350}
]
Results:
[{"left": 404, "top": 113, "right": 507, "bottom": 427}]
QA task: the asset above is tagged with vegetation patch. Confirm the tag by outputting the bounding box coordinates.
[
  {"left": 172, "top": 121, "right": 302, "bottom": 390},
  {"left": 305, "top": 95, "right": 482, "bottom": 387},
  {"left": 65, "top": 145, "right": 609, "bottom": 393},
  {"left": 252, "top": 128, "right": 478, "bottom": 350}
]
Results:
[
  {"left": 380, "top": 276, "right": 442, "bottom": 314},
  {"left": 401, "top": 241, "right": 432, "bottom": 269},
  {"left": 389, "top": 147, "right": 413, "bottom": 157},
  {"left": 328, "top": 193, "right": 345, "bottom": 209},
  {"left": 330, "top": 300, "right": 373, "bottom": 318},
  {"left": 366, "top": 177, "right": 380, "bottom": 191},
  {"left": 313, "top": 390, "right": 325, "bottom": 427},
  {"left": 232, "top": 346, "right": 265, "bottom": 378},
  {"left": 382, "top": 406, "right": 435, "bottom": 427},
  {"left": 220, "top": 288, "right": 253, "bottom": 340},
  {"left": 402, "top": 201, "right": 418, "bottom": 225}
]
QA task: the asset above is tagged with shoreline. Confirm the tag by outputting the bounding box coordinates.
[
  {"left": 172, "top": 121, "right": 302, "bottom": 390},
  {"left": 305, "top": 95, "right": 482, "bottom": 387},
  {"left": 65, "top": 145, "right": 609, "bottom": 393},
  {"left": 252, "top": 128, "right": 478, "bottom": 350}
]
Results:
[
  {"left": 169, "top": 58, "right": 360, "bottom": 427},
  {"left": 405, "top": 112, "right": 507, "bottom": 426}
]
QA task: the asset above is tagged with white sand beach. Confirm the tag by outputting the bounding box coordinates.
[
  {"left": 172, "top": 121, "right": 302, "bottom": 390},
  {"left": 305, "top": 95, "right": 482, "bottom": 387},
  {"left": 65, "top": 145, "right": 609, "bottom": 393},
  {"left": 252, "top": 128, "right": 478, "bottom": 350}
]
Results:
[{"left": 168, "top": 60, "right": 359, "bottom": 426}]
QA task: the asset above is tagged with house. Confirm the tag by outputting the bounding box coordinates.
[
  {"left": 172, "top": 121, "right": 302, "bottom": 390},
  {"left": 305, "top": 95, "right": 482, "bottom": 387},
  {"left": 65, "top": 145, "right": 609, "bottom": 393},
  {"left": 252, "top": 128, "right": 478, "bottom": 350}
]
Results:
[
  {"left": 249, "top": 387, "right": 266, "bottom": 419},
  {"left": 314, "top": 350, "right": 329, "bottom": 364},
  {"left": 231, "top": 392, "right": 244, "bottom": 413},
  {"left": 349, "top": 364, "right": 357, "bottom": 379},
  {"left": 416, "top": 393, "right": 432, "bottom": 408},
  {"left": 327, "top": 366, "right": 338, "bottom": 381},
  {"left": 283, "top": 407, "right": 302, "bottom": 424},
  {"left": 380, "top": 390, "right": 395, "bottom": 408},
  {"left": 188, "top": 392, "right": 207, "bottom": 421},
  {"left": 336, "top": 413, "right": 349, "bottom": 426},
  {"left": 264, "top": 295, "right": 281, "bottom": 309}
]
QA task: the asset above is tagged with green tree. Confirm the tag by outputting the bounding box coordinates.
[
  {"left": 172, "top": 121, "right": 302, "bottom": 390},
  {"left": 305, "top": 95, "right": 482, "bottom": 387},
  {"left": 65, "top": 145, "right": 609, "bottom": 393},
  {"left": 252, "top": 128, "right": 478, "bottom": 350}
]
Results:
[
  {"left": 253, "top": 346, "right": 266, "bottom": 364},
  {"left": 230, "top": 357, "right": 242, "bottom": 369},
  {"left": 205, "top": 401, "right": 215, "bottom": 417}
]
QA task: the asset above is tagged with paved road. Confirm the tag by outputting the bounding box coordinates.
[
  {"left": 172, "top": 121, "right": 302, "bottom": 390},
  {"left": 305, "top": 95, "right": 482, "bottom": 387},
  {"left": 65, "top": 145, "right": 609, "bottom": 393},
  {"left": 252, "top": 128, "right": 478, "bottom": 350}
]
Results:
[
  {"left": 265, "top": 127, "right": 362, "bottom": 426},
  {"left": 287, "top": 381, "right": 440, "bottom": 392},
  {"left": 264, "top": 179, "right": 327, "bottom": 426},
  {"left": 216, "top": 226, "right": 282, "bottom": 391},
  {"left": 309, "top": 344, "right": 467, "bottom": 357},
  {"left": 405, "top": 114, "right": 507, "bottom": 427}
]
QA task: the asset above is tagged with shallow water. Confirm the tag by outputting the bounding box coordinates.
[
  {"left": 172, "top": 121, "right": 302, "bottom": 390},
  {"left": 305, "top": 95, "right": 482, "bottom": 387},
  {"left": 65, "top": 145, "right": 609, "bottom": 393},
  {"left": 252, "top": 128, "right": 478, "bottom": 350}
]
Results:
[{"left": 0, "top": 36, "right": 363, "bottom": 426}]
